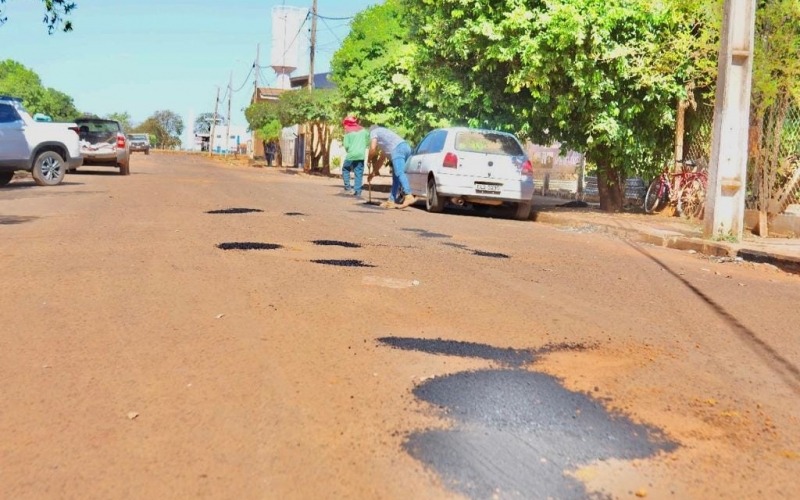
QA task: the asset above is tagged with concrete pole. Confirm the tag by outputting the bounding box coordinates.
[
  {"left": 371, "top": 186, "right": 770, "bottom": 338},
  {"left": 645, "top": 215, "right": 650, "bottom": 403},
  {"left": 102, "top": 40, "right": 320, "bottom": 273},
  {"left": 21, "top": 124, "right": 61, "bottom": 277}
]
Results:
[
  {"left": 225, "top": 71, "right": 233, "bottom": 155},
  {"left": 703, "top": 0, "right": 757, "bottom": 240},
  {"left": 308, "top": 0, "right": 317, "bottom": 90},
  {"left": 210, "top": 86, "right": 220, "bottom": 157}
]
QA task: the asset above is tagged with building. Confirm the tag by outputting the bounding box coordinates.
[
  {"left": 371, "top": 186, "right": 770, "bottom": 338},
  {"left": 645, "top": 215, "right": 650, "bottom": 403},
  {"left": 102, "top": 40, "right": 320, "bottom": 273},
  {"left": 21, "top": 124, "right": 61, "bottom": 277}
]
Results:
[
  {"left": 200, "top": 124, "right": 250, "bottom": 154},
  {"left": 290, "top": 72, "right": 336, "bottom": 90}
]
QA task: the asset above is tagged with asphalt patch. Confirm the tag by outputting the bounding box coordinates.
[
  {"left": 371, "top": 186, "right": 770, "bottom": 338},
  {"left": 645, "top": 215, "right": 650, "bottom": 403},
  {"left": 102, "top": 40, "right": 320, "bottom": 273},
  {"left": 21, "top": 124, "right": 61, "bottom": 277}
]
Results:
[
  {"left": 408, "top": 370, "right": 676, "bottom": 500},
  {"left": 217, "top": 242, "right": 283, "bottom": 251},
  {"left": 472, "top": 250, "right": 510, "bottom": 259},
  {"left": 284, "top": 212, "right": 307, "bottom": 216},
  {"left": 378, "top": 337, "right": 534, "bottom": 367},
  {"left": 312, "top": 240, "right": 363, "bottom": 248},
  {"left": 205, "top": 208, "right": 263, "bottom": 214},
  {"left": 311, "top": 259, "right": 375, "bottom": 268}
]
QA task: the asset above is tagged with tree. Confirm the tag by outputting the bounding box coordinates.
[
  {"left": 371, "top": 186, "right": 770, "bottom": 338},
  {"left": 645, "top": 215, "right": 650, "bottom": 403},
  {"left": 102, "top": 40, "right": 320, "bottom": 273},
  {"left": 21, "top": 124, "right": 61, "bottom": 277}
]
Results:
[
  {"left": 331, "top": 0, "right": 446, "bottom": 142},
  {"left": 133, "top": 110, "right": 184, "bottom": 149},
  {"left": 405, "top": 0, "right": 712, "bottom": 211},
  {"left": 245, "top": 101, "right": 282, "bottom": 164},
  {"left": 276, "top": 89, "right": 342, "bottom": 174},
  {"left": 0, "top": 59, "right": 79, "bottom": 120},
  {"left": 194, "top": 112, "right": 225, "bottom": 135},
  {"left": 106, "top": 112, "right": 132, "bottom": 133},
  {"left": 0, "top": 0, "right": 76, "bottom": 33}
]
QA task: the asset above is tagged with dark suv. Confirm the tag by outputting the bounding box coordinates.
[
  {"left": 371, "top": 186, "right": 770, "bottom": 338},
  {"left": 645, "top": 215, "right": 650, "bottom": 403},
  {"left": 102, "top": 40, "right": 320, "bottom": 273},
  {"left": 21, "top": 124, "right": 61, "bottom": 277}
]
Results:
[{"left": 128, "top": 134, "right": 150, "bottom": 155}]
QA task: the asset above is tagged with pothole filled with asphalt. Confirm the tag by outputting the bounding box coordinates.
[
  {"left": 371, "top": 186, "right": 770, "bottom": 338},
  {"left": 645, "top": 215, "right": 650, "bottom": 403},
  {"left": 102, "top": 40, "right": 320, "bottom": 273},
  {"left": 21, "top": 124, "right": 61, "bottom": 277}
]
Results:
[
  {"left": 379, "top": 338, "right": 676, "bottom": 500},
  {"left": 205, "top": 208, "right": 263, "bottom": 214},
  {"left": 312, "top": 240, "right": 363, "bottom": 248},
  {"left": 311, "top": 259, "right": 375, "bottom": 268},
  {"left": 217, "top": 242, "right": 283, "bottom": 251},
  {"left": 284, "top": 212, "right": 307, "bottom": 216},
  {"left": 472, "top": 250, "right": 510, "bottom": 259}
]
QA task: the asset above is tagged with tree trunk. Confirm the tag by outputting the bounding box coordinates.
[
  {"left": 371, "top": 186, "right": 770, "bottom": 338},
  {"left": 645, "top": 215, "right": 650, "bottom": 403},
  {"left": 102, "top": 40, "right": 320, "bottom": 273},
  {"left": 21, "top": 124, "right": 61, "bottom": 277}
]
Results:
[
  {"left": 597, "top": 161, "right": 625, "bottom": 212},
  {"left": 321, "top": 126, "right": 332, "bottom": 176}
]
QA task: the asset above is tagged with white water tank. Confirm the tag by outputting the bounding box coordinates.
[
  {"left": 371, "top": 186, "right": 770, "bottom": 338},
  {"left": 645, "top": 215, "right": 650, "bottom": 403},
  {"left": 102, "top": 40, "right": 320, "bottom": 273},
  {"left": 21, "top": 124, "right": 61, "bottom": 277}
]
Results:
[{"left": 271, "top": 6, "right": 309, "bottom": 89}]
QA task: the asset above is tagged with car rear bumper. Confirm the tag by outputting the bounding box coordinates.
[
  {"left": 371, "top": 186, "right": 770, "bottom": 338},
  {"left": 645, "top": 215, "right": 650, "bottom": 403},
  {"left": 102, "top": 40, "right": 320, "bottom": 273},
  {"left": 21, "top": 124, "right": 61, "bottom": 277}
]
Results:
[
  {"left": 130, "top": 145, "right": 149, "bottom": 152},
  {"left": 68, "top": 155, "right": 83, "bottom": 169},
  {"left": 435, "top": 173, "right": 535, "bottom": 203}
]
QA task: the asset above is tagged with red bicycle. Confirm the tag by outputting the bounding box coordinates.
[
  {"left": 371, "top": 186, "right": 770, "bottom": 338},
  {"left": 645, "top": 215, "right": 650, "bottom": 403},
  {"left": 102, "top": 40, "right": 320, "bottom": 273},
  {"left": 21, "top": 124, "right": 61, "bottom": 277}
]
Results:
[{"left": 644, "top": 160, "right": 707, "bottom": 219}]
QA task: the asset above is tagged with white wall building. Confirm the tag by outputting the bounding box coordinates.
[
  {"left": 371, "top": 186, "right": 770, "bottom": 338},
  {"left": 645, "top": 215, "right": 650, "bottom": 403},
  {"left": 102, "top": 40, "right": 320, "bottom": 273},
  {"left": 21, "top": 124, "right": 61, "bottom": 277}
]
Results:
[{"left": 209, "top": 124, "right": 250, "bottom": 154}]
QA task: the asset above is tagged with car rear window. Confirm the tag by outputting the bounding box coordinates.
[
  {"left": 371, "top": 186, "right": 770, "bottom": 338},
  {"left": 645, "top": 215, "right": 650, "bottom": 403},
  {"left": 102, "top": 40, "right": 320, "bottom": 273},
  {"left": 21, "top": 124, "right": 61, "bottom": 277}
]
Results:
[
  {"left": 130, "top": 134, "right": 148, "bottom": 140},
  {"left": 455, "top": 131, "right": 524, "bottom": 156},
  {"left": 75, "top": 120, "right": 121, "bottom": 133}
]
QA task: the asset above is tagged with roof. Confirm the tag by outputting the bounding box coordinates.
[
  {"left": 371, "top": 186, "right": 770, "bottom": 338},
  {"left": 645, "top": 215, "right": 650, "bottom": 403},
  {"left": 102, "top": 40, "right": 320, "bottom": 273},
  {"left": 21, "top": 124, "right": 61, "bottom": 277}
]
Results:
[
  {"left": 0, "top": 95, "right": 23, "bottom": 102},
  {"left": 252, "top": 87, "right": 287, "bottom": 104},
  {"left": 290, "top": 72, "right": 336, "bottom": 90}
]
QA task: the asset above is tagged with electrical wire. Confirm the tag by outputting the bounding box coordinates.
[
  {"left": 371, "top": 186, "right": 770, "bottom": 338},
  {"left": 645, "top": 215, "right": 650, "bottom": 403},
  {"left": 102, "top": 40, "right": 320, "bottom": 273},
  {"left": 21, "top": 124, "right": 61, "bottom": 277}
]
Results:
[
  {"left": 230, "top": 65, "right": 256, "bottom": 93},
  {"left": 320, "top": 17, "right": 343, "bottom": 45},
  {"left": 312, "top": 13, "right": 353, "bottom": 21}
]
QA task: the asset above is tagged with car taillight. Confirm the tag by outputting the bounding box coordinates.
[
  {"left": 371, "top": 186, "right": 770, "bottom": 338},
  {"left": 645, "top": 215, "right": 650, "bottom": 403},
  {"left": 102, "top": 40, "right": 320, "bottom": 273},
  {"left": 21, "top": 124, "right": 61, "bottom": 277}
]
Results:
[
  {"left": 443, "top": 152, "right": 458, "bottom": 169},
  {"left": 116, "top": 134, "right": 126, "bottom": 149},
  {"left": 521, "top": 159, "right": 533, "bottom": 177},
  {"left": 69, "top": 126, "right": 80, "bottom": 135}
]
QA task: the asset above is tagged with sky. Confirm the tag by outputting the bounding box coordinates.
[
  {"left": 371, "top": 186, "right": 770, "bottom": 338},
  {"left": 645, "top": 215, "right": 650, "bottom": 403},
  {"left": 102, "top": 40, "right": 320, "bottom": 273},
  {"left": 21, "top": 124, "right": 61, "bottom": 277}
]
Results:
[{"left": 0, "top": 0, "right": 374, "bottom": 135}]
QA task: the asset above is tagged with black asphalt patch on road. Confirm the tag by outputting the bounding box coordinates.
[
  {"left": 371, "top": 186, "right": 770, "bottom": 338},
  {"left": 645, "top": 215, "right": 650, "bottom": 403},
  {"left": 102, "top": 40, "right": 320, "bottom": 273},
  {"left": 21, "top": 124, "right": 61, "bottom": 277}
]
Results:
[
  {"left": 217, "top": 242, "right": 283, "bottom": 251},
  {"left": 472, "top": 250, "right": 510, "bottom": 259},
  {"left": 378, "top": 337, "right": 534, "bottom": 367},
  {"left": 402, "top": 228, "right": 452, "bottom": 239},
  {"left": 284, "top": 212, "right": 307, "bottom": 216},
  {"left": 205, "top": 208, "right": 263, "bottom": 214},
  {"left": 311, "top": 240, "right": 363, "bottom": 248},
  {"left": 408, "top": 370, "right": 676, "bottom": 500},
  {"left": 311, "top": 259, "right": 375, "bottom": 268}
]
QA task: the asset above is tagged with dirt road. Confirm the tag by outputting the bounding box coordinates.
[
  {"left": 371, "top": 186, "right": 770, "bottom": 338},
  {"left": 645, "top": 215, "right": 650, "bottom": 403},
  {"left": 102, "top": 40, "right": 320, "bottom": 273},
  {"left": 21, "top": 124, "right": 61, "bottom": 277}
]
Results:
[{"left": 1, "top": 154, "right": 798, "bottom": 499}]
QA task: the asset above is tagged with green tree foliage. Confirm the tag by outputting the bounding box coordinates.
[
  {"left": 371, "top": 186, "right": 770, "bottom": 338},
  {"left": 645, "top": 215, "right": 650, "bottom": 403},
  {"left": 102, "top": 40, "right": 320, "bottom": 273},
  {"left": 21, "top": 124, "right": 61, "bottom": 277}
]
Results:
[
  {"left": 194, "top": 112, "right": 225, "bottom": 135},
  {"left": 405, "top": 0, "right": 715, "bottom": 211},
  {"left": 0, "top": 0, "right": 76, "bottom": 33},
  {"left": 133, "top": 110, "right": 184, "bottom": 149},
  {"left": 245, "top": 101, "right": 282, "bottom": 162},
  {"left": 330, "top": 0, "right": 446, "bottom": 142},
  {"left": 0, "top": 59, "right": 79, "bottom": 121},
  {"left": 276, "top": 89, "right": 342, "bottom": 173},
  {"left": 106, "top": 112, "right": 132, "bottom": 133}
]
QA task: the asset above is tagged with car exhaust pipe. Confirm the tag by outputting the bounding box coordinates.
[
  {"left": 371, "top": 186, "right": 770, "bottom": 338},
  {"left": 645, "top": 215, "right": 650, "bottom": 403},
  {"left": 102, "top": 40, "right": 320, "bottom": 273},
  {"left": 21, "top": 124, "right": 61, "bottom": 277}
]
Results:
[{"left": 450, "top": 197, "right": 466, "bottom": 206}]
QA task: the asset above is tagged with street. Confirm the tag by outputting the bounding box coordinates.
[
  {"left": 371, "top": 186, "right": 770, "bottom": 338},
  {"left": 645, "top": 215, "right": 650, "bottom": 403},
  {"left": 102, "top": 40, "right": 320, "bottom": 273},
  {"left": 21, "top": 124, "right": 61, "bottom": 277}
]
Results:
[{"left": 1, "top": 153, "right": 799, "bottom": 500}]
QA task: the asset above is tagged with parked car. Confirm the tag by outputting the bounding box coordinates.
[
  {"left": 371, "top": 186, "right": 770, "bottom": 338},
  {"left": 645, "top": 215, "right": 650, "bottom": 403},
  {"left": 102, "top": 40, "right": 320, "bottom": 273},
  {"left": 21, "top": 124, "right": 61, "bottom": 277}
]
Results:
[
  {"left": 0, "top": 95, "right": 83, "bottom": 187},
  {"left": 128, "top": 133, "right": 150, "bottom": 155},
  {"left": 405, "top": 127, "right": 535, "bottom": 220},
  {"left": 74, "top": 118, "right": 130, "bottom": 175}
]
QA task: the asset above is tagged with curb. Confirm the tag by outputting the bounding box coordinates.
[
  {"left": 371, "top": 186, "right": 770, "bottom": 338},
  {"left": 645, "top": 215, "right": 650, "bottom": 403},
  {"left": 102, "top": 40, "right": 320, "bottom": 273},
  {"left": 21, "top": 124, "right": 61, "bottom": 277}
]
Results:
[{"left": 533, "top": 210, "right": 799, "bottom": 272}]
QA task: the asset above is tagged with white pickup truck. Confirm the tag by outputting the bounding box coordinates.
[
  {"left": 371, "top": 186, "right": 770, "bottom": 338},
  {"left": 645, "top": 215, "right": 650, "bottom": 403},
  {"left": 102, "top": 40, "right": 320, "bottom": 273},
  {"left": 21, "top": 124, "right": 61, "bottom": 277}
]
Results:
[{"left": 0, "top": 95, "right": 83, "bottom": 187}]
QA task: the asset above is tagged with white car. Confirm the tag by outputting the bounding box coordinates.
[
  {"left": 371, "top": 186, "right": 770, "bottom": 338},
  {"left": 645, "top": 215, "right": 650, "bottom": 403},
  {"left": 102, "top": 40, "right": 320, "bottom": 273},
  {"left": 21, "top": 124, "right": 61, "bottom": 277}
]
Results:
[
  {"left": 0, "top": 95, "right": 83, "bottom": 187},
  {"left": 405, "top": 127, "right": 535, "bottom": 220}
]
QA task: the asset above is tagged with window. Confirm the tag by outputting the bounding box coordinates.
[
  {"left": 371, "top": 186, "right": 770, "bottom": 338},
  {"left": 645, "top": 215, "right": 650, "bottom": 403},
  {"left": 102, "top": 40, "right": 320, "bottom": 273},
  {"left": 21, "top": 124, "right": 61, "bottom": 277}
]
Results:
[
  {"left": 455, "top": 131, "right": 524, "bottom": 156},
  {"left": 415, "top": 130, "right": 446, "bottom": 155},
  {"left": 229, "top": 135, "right": 235, "bottom": 139},
  {"left": 0, "top": 104, "right": 20, "bottom": 124}
]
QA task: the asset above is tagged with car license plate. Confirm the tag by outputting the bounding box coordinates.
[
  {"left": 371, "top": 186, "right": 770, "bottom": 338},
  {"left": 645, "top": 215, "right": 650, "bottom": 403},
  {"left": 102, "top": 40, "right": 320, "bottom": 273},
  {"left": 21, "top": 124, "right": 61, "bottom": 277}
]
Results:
[{"left": 475, "top": 183, "right": 502, "bottom": 194}]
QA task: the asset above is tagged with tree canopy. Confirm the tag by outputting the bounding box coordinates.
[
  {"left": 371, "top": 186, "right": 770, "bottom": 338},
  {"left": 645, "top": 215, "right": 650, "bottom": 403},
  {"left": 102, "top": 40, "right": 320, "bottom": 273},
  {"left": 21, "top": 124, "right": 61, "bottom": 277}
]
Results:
[
  {"left": 0, "top": 0, "right": 76, "bottom": 33},
  {"left": 133, "top": 110, "right": 184, "bottom": 149},
  {"left": 0, "top": 59, "right": 79, "bottom": 121}
]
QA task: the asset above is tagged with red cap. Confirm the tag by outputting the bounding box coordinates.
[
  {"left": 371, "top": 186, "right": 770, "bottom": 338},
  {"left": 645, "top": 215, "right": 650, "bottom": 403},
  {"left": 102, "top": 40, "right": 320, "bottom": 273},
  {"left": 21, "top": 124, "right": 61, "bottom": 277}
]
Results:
[{"left": 343, "top": 116, "right": 362, "bottom": 133}]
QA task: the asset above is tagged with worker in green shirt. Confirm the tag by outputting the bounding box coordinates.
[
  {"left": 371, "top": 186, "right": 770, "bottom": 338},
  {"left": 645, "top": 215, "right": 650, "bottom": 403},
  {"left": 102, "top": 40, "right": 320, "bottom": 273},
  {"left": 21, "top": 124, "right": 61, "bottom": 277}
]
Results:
[{"left": 341, "top": 116, "right": 370, "bottom": 198}]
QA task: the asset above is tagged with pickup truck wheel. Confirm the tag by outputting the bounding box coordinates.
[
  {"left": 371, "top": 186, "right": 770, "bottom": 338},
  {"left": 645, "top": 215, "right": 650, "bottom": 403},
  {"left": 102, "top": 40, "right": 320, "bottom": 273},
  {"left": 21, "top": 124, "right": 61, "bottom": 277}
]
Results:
[
  {"left": 32, "top": 151, "right": 66, "bottom": 186},
  {"left": 0, "top": 172, "right": 13, "bottom": 187},
  {"left": 144, "top": 149, "right": 150, "bottom": 156},
  {"left": 118, "top": 162, "right": 131, "bottom": 176}
]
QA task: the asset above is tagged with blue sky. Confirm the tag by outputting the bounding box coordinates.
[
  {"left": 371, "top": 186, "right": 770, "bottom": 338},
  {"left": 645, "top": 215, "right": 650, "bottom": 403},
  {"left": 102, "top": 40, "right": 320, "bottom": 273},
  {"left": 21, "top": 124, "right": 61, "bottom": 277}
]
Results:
[{"left": 0, "top": 0, "right": 374, "bottom": 131}]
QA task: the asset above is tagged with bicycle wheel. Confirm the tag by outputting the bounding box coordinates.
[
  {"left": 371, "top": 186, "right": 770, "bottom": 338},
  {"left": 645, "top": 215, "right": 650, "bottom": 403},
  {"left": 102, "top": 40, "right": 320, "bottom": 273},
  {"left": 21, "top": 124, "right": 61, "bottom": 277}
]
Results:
[
  {"left": 644, "top": 177, "right": 667, "bottom": 214},
  {"left": 677, "top": 178, "right": 706, "bottom": 220}
]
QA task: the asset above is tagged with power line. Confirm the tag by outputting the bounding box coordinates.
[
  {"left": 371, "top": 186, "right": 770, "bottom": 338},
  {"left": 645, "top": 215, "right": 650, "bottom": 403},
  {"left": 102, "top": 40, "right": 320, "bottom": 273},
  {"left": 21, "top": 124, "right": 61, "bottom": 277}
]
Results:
[
  {"left": 320, "top": 17, "right": 342, "bottom": 45},
  {"left": 230, "top": 65, "right": 255, "bottom": 93},
  {"left": 312, "top": 12, "right": 353, "bottom": 21},
  {"left": 281, "top": 11, "right": 311, "bottom": 61}
]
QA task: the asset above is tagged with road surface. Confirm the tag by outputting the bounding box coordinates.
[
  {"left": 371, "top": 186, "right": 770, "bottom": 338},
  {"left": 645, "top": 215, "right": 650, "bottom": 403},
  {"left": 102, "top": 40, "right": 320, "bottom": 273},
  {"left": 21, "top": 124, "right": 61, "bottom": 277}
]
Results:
[{"left": 1, "top": 154, "right": 798, "bottom": 499}]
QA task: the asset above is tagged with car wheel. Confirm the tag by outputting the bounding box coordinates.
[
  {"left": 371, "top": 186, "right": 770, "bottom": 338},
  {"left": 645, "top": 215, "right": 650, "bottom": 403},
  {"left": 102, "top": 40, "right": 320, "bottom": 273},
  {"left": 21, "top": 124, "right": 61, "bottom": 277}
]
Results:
[
  {"left": 32, "top": 151, "right": 66, "bottom": 186},
  {"left": 426, "top": 176, "right": 445, "bottom": 213},
  {"left": 0, "top": 172, "right": 13, "bottom": 187},
  {"left": 118, "top": 162, "right": 131, "bottom": 176},
  {"left": 514, "top": 199, "right": 533, "bottom": 220},
  {"left": 145, "top": 149, "right": 150, "bottom": 156}
]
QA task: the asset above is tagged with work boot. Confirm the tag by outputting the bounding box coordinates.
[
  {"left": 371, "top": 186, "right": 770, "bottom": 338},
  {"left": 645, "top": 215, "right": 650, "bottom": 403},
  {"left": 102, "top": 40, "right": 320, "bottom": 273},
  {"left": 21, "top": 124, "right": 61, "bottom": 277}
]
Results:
[
  {"left": 399, "top": 195, "right": 416, "bottom": 208},
  {"left": 380, "top": 200, "right": 396, "bottom": 209}
]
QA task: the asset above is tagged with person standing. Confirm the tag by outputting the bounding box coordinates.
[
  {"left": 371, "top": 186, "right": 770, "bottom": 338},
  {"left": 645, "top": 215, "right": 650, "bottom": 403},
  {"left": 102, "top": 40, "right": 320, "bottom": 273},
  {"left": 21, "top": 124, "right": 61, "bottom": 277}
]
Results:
[
  {"left": 368, "top": 125, "right": 416, "bottom": 208},
  {"left": 265, "top": 141, "right": 277, "bottom": 167},
  {"left": 341, "top": 116, "right": 370, "bottom": 197}
]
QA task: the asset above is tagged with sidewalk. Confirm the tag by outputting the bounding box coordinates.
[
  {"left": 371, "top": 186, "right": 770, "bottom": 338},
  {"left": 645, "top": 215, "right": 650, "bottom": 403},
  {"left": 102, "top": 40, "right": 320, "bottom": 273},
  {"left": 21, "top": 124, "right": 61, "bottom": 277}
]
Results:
[{"left": 345, "top": 174, "right": 800, "bottom": 272}]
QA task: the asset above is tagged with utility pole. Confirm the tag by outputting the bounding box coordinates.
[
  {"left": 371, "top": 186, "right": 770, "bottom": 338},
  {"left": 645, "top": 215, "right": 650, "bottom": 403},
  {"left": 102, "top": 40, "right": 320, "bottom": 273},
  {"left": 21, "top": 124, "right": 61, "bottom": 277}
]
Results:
[
  {"left": 703, "top": 0, "right": 757, "bottom": 240},
  {"left": 254, "top": 43, "right": 260, "bottom": 97},
  {"left": 225, "top": 71, "right": 233, "bottom": 155},
  {"left": 209, "top": 86, "right": 220, "bottom": 157},
  {"left": 308, "top": 0, "right": 317, "bottom": 90}
]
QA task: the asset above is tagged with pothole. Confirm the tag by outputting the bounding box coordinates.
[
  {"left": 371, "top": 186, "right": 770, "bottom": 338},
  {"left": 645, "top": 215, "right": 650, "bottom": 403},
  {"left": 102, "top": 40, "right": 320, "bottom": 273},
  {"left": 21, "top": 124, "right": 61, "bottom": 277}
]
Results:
[
  {"left": 312, "top": 240, "right": 362, "bottom": 248},
  {"left": 217, "top": 242, "right": 283, "bottom": 251},
  {"left": 311, "top": 259, "right": 375, "bottom": 268},
  {"left": 205, "top": 208, "right": 263, "bottom": 214},
  {"left": 472, "top": 250, "right": 510, "bottom": 259}
]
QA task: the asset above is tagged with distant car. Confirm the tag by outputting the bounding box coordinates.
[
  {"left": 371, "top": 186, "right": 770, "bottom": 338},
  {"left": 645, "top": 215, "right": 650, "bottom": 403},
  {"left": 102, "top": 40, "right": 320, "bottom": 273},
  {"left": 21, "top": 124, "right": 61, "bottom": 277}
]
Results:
[
  {"left": 0, "top": 95, "right": 83, "bottom": 187},
  {"left": 74, "top": 118, "right": 130, "bottom": 175},
  {"left": 405, "top": 127, "right": 535, "bottom": 220},
  {"left": 128, "top": 133, "right": 150, "bottom": 155}
]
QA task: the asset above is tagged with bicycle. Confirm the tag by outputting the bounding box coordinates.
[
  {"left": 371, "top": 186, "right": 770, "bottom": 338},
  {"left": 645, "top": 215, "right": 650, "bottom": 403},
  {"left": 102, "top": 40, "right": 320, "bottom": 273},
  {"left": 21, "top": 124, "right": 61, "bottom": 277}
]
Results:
[{"left": 644, "top": 159, "right": 707, "bottom": 219}]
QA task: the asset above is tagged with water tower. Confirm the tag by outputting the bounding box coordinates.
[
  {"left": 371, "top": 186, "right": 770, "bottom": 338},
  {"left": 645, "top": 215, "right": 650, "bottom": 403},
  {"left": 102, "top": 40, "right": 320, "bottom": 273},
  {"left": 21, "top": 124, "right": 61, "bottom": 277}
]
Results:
[{"left": 271, "top": 6, "right": 309, "bottom": 90}]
